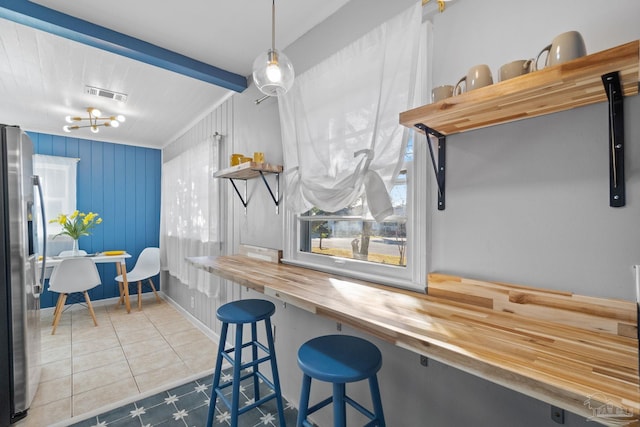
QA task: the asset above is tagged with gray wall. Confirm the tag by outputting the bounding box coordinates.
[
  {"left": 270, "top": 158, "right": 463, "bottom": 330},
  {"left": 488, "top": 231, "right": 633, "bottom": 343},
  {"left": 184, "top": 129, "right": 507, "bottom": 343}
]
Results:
[
  {"left": 163, "top": 0, "right": 639, "bottom": 425},
  {"left": 430, "top": 0, "right": 640, "bottom": 301}
]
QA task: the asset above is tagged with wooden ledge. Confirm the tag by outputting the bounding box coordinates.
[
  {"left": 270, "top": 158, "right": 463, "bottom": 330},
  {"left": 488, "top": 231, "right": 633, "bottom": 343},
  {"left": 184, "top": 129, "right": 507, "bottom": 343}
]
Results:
[{"left": 186, "top": 255, "right": 639, "bottom": 423}]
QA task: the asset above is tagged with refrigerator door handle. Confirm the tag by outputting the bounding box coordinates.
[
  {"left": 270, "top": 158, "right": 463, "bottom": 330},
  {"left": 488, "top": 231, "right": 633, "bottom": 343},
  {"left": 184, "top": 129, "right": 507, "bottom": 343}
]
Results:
[{"left": 32, "top": 175, "right": 46, "bottom": 296}]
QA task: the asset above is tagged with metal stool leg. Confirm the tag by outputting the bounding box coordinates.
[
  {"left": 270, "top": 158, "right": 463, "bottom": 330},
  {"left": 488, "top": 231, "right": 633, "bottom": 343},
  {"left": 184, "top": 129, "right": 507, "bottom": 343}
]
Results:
[{"left": 207, "top": 322, "right": 229, "bottom": 427}]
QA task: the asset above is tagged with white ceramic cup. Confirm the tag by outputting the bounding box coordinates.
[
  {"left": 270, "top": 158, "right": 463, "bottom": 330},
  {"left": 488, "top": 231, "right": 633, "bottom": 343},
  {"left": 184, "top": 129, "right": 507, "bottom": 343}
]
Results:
[
  {"left": 536, "top": 30, "right": 586, "bottom": 69},
  {"left": 431, "top": 85, "right": 454, "bottom": 103},
  {"left": 454, "top": 64, "right": 493, "bottom": 95},
  {"left": 499, "top": 59, "right": 536, "bottom": 82}
]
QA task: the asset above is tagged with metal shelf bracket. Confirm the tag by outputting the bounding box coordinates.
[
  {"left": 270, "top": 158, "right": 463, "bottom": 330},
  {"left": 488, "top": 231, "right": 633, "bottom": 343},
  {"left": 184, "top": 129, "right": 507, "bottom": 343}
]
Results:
[
  {"left": 601, "top": 71, "right": 625, "bottom": 207},
  {"left": 416, "top": 123, "right": 446, "bottom": 210},
  {"left": 228, "top": 172, "right": 280, "bottom": 214}
]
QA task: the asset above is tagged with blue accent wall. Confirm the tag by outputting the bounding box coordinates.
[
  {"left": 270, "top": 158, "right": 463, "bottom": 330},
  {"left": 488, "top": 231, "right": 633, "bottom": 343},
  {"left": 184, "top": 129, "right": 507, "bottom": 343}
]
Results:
[{"left": 29, "top": 132, "right": 162, "bottom": 309}]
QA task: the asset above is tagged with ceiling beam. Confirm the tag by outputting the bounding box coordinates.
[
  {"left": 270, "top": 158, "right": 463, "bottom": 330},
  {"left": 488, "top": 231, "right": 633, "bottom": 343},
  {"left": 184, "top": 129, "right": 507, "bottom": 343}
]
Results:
[{"left": 0, "top": 0, "right": 248, "bottom": 92}]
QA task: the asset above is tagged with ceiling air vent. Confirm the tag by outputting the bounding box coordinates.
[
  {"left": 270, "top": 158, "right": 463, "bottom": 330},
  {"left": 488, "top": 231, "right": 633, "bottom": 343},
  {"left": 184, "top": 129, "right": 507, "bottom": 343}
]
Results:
[{"left": 84, "top": 85, "right": 128, "bottom": 103}]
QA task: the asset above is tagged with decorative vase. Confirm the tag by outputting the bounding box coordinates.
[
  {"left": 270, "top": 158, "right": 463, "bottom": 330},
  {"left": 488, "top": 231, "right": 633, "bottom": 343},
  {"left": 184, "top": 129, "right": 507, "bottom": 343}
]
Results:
[{"left": 71, "top": 239, "right": 80, "bottom": 257}]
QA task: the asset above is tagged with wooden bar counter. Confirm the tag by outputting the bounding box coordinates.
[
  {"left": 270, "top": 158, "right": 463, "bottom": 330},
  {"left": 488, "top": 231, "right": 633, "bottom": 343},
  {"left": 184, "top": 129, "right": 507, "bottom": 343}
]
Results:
[{"left": 186, "top": 254, "right": 639, "bottom": 424}]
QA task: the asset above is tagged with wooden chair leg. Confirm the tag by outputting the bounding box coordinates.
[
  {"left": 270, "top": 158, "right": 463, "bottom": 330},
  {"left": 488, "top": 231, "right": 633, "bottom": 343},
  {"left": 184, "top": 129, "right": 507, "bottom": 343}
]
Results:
[
  {"left": 83, "top": 291, "right": 99, "bottom": 327},
  {"left": 148, "top": 278, "right": 161, "bottom": 303},
  {"left": 137, "top": 281, "right": 142, "bottom": 310},
  {"left": 52, "top": 293, "right": 64, "bottom": 325},
  {"left": 117, "top": 281, "right": 124, "bottom": 306},
  {"left": 51, "top": 293, "right": 67, "bottom": 335}
]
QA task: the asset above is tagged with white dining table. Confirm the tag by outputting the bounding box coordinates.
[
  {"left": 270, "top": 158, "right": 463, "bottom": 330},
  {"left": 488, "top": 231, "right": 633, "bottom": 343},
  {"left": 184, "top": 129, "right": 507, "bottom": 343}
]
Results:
[{"left": 42, "top": 252, "right": 134, "bottom": 313}]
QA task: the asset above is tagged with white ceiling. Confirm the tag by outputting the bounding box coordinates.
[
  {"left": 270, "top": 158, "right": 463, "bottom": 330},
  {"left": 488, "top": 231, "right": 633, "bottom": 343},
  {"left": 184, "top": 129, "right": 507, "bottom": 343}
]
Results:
[{"left": 0, "top": 0, "right": 351, "bottom": 148}]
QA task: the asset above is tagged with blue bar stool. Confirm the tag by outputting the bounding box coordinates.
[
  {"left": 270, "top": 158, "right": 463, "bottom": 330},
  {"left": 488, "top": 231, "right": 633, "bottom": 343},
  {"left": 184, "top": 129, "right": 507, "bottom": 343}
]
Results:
[
  {"left": 206, "top": 299, "right": 285, "bottom": 427},
  {"left": 297, "top": 334, "right": 385, "bottom": 427}
]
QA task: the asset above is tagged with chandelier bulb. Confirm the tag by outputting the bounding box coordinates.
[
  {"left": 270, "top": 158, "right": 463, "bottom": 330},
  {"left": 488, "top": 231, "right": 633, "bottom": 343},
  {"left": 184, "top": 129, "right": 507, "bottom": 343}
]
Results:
[
  {"left": 117, "top": 114, "right": 126, "bottom": 122},
  {"left": 90, "top": 125, "right": 99, "bottom": 133},
  {"left": 63, "top": 125, "right": 71, "bottom": 132}
]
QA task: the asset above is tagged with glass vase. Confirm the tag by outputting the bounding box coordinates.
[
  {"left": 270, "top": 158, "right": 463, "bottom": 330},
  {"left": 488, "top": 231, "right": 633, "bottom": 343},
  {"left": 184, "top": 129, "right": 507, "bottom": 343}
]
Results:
[{"left": 71, "top": 239, "right": 80, "bottom": 257}]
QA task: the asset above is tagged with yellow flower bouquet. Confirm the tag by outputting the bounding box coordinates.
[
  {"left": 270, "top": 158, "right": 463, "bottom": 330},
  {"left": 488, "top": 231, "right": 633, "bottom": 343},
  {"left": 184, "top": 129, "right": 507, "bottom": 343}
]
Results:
[{"left": 50, "top": 210, "right": 103, "bottom": 240}]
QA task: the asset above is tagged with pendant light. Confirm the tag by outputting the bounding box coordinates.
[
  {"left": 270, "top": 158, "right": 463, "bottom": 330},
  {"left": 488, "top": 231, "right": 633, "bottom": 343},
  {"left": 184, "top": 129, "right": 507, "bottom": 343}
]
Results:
[{"left": 252, "top": 0, "right": 294, "bottom": 96}]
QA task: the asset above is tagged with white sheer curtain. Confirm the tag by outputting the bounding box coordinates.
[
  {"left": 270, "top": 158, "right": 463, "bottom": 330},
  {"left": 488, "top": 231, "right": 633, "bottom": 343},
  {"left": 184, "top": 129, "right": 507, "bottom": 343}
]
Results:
[
  {"left": 160, "top": 139, "right": 220, "bottom": 296},
  {"left": 278, "top": 3, "right": 422, "bottom": 222}
]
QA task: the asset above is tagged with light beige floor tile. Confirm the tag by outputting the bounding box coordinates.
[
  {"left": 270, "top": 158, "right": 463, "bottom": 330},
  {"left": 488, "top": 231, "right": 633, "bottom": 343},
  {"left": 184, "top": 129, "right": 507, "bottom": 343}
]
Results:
[
  {"left": 115, "top": 327, "right": 163, "bottom": 346},
  {"left": 14, "top": 397, "right": 71, "bottom": 427},
  {"left": 73, "top": 346, "right": 126, "bottom": 373},
  {"left": 40, "top": 330, "right": 71, "bottom": 351},
  {"left": 153, "top": 318, "right": 195, "bottom": 336},
  {"left": 31, "top": 375, "right": 71, "bottom": 408},
  {"left": 73, "top": 359, "right": 133, "bottom": 395},
  {"left": 183, "top": 352, "right": 217, "bottom": 374},
  {"left": 71, "top": 324, "right": 118, "bottom": 344},
  {"left": 127, "top": 348, "right": 183, "bottom": 377},
  {"left": 72, "top": 376, "right": 139, "bottom": 417},
  {"left": 40, "top": 358, "right": 72, "bottom": 383},
  {"left": 121, "top": 337, "right": 171, "bottom": 360},
  {"left": 41, "top": 344, "right": 71, "bottom": 365},
  {"left": 72, "top": 334, "right": 121, "bottom": 357},
  {"left": 163, "top": 327, "right": 214, "bottom": 349},
  {"left": 172, "top": 339, "right": 217, "bottom": 363},
  {"left": 134, "top": 361, "right": 192, "bottom": 393}
]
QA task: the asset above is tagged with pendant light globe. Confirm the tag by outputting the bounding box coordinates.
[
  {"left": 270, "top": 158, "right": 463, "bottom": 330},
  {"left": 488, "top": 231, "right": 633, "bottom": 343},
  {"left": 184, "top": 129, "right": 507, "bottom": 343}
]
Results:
[{"left": 253, "top": 48, "right": 294, "bottom": 96}]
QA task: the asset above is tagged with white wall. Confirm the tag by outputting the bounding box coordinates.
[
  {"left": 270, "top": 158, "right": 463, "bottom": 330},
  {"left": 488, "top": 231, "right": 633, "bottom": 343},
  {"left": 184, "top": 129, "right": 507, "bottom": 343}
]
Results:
[{"left": 163, "top": 0, "right": 639, "bottom": 425}]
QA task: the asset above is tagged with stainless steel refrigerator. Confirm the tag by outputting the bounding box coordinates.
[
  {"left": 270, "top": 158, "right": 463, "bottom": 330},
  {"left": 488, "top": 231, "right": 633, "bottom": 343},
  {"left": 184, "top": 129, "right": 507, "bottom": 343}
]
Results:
[{"left": 0, "top": 125, "right": 46, "bottom": 426}]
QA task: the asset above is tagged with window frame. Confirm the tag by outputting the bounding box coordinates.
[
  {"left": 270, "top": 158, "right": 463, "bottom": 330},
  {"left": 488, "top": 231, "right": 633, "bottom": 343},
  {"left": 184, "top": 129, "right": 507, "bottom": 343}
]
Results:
[{"left": 283, "top": 138, "right": 428, "bottom": 292}]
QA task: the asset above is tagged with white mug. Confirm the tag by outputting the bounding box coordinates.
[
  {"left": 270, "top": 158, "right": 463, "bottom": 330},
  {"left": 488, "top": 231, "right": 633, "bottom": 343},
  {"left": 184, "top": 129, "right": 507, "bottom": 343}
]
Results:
[
  {"left": 536, "top": 31, "right": 586, "bottom": 69},
  {"left": 454, "top": 64, "right": 493, "bottom": 95}
]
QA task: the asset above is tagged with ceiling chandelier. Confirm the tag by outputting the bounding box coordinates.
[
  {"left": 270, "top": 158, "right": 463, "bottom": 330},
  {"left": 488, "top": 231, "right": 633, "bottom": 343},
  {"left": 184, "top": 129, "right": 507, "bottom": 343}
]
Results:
[
  {"left": 252, "top": 0, "right": 294, "bottom": 97},
  {"left": 63, "top": 107, "right": 126, "bottom": 134}
]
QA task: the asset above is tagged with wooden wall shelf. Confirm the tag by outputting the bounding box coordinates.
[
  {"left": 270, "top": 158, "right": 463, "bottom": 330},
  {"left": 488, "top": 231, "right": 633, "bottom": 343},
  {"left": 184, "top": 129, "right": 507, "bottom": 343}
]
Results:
[
  {"left": 215, "top": 162, "right": 283, "bottom": 213},
  {"left": 400, "top": 40, "right": 639, "bottom": 135},
  {"left": 400, "top": 40, "right": 639, "bottom": 210}
]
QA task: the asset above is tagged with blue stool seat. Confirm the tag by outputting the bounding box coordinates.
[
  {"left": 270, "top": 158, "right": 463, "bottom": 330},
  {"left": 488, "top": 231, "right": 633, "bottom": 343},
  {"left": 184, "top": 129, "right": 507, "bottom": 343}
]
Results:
[
  {"left": 206, "top": 299, "right": 285, "bottom": 427},
  {"left": 297, "top": 335, "right": 385, "bottom": 427}
]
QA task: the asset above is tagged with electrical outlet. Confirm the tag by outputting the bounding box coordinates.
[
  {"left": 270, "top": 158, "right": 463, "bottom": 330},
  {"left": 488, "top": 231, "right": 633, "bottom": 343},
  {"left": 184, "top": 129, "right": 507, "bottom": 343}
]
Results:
[
  {"left": 550, "top": 406, "right": 565, "bottom": 424},
  {"left": 420, "top": 355, "right": 428, "bottom": 367},
  {"left": 190, "top": 296, "right": 195, "bottom": 308}
]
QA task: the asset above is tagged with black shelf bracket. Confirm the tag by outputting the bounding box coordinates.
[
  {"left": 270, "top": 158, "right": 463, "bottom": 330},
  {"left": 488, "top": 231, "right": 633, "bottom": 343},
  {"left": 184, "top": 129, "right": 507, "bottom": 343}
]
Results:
[
  {"left": 227, "top": 172, "right": 280, "bottom": 214},
  {"left": 228, "top": 178, "right": 248, "bottom": 212},
  {"left": 415, "top": 123, "right": 446, "bottom": 210},
  {"left": 258, "top": 170, "right": 280, "bottom": 213},
  {"left": 601, "top": 71, "right": 625, "bottom": 207}
]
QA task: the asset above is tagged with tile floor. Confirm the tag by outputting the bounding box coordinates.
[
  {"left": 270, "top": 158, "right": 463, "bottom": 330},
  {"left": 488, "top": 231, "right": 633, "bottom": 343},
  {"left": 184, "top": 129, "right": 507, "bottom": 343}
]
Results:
[{"left": 16, "top": 294, "right": 218, "bottom": 427}]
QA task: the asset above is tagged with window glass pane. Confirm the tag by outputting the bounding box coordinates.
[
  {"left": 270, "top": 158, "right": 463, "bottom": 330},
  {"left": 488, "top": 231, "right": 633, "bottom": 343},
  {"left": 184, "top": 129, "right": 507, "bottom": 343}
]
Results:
[{"left": 299, "top": 169, "right": 408, "bottom": 267}]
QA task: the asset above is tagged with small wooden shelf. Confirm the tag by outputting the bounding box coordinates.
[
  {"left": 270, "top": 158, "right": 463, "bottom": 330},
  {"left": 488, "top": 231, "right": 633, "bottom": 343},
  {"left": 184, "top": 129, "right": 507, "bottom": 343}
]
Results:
[
  {"left": 214, "top": 162, "right": 283, "bottom": 179},
  {"left": 400, "top": 40, "right": 639, "bottom": 135},
  {"left": 215, "top": 162, "right": 283, "bottom": 213}
]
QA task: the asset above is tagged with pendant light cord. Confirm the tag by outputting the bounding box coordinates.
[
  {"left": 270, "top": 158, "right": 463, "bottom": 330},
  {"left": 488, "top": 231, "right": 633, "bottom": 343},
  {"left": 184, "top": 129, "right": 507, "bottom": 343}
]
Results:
[{"left": 271, "top": 0, "right": 276, "bottom": 51}]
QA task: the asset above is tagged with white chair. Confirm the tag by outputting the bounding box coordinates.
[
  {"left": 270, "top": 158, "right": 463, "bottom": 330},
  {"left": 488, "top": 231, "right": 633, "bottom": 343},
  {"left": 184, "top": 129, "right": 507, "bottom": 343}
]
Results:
[
  {"left": 116, "top": 247, "right": 161, "bottom": 310},
  {"left": 49, "top": 258, "right": 102, "bottom": 335}
]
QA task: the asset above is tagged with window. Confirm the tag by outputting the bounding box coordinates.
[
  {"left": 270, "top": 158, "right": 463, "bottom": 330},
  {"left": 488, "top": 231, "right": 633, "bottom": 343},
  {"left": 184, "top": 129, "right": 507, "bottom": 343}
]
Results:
[
  {"left": 281, "top": 4, "right": 428, "bottom": 291},
  {"left": 33, "top": 154, "right": 78, "bottom": 255},
  {"left": 285, "top": 138, "right": 427, "bottom": 292}
]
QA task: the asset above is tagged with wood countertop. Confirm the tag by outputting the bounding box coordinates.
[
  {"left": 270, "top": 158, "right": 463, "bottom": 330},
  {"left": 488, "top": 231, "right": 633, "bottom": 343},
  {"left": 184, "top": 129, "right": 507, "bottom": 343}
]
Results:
[{"left": 186, "top": 255, "right": 639, "bottom": 424}]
